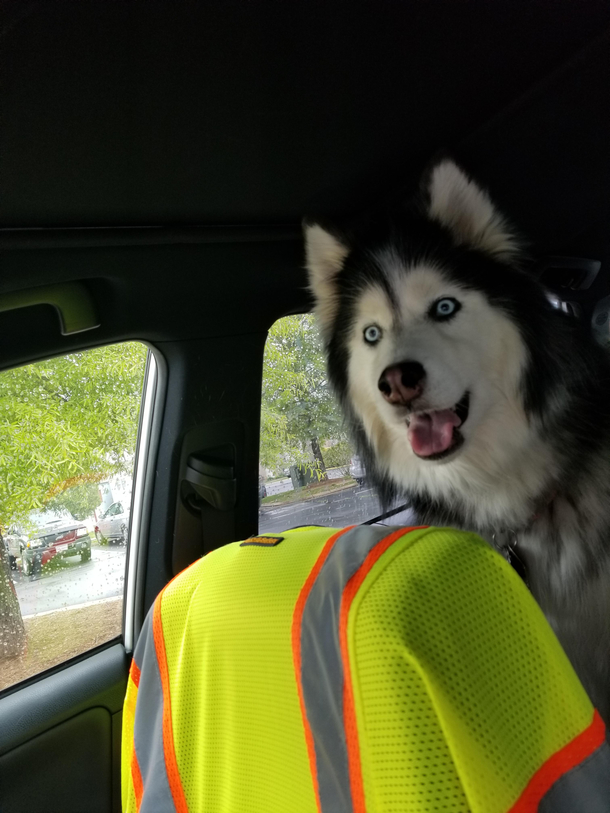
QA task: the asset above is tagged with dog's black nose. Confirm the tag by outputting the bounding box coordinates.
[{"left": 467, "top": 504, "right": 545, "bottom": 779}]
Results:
[{"left": 378, "top": 361, "right": 425, "bottom": 406}]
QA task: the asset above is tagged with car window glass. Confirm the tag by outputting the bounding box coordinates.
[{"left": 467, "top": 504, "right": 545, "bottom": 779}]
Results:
[
  {"left": 258, "top": 315, "right": 409, "bottom": 534},
  {"left": 0, "top": 342, "right": 148, "bottom": 692}
]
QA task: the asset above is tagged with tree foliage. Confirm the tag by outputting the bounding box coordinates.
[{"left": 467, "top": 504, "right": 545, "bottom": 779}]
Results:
[
  {"left": 322, "top": 440, "right": 352, "bottom": 470},
  {"left": 260, "top": 315, "right": 348, "bottom": 475},
  {"left": 46, "top": 481, "right": 103, "bottom": 521},
  {"left": 0, "top": 343, "right": 147, "bottom": 526}
]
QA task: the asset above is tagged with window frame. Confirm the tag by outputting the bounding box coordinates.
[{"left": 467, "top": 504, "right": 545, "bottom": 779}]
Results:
[
  {"left": 123, "top": 345, "right": 167, "bottom": 653},
  {"left": 0, "top": 339, "right": 164, "bottom": 695}
]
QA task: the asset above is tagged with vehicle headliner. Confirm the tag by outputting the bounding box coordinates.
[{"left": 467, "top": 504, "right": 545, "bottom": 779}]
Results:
[{"left": 1, "top": 1, "right": 610, "bottom": 360}]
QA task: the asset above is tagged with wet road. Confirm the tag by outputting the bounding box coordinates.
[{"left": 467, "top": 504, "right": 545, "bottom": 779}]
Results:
[
  {"left": 259, "top": 484, "right": 415, "bottom": 534},
  {"left": 13, "top": 544, "right": 126, "bottom": 617}
]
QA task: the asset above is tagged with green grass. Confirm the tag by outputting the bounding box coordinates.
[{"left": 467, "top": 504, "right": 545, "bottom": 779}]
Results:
[
  {"left": 262, "top": 476, "right": 357, "bottom": 507},
  {"left": 1, "top": 598, "right": 123, "bottom": 692}
]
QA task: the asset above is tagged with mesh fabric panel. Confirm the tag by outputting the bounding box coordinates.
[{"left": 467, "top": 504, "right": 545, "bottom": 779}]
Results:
[
  {"left": 349, "top": 528, "right": 594, "bottom": 813},
  {"left": 159, "top": 527, "right": 336, "bottom": 813}
]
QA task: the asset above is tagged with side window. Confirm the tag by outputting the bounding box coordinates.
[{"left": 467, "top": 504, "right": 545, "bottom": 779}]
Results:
[
  {"left": 259, "top": 315, "right": 407, "bottom": 534},
  {"left": 0, "top": 342, "right": 148, "bottom": 692}
]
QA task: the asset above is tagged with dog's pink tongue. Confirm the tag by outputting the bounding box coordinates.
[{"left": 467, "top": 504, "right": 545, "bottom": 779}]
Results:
[{"left": 408, "top": 409, "right": 461, "bottom": 457}]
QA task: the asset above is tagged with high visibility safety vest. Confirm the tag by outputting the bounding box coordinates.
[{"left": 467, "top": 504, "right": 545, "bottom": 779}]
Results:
[{"left": 122, "top": 525, "right": 610, "bottom": 812}]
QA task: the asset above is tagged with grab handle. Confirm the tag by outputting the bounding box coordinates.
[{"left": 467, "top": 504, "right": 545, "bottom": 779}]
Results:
[{"left": 0, "top": 282, "right": 100, "bottom": 335}]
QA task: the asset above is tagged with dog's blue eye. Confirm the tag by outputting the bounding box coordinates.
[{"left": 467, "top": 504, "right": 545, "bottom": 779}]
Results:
[
  {"left": 363, "top": 325, "right": 382, "bottom": 344},
  {"left": 431, "top": 297, "right": 461, "bottom": 320}
]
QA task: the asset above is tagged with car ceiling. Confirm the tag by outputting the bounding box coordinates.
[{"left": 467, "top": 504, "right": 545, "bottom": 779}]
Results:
[{"left": 2, "top": 1, "right": 610, "bottom": 354}]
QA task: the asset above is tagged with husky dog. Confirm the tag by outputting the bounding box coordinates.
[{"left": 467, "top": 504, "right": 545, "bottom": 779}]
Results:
[{"left": 304, "top": 160, "right": 610, "bottom": 723}]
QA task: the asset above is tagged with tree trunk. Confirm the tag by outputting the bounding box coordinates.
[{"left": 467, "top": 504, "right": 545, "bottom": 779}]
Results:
[
  {"left": 310, "top": 437, "right": 328, "bottom": 481},
  {"left": 0, "top": 534, "right": 27, "bottom": 661}
]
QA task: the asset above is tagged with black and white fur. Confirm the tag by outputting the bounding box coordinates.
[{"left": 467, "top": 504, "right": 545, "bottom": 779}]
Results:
[{"left": 304, "top": 160, "right": 610, "bottom": 723}]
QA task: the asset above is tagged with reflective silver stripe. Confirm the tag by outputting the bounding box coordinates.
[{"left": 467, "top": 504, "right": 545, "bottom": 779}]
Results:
[
  {"left": 539, "top": 741, "right": 610, "bottom": 813},
  {"left": 132, "top": 608, "right": 178, "bottom": 813},
  {"left": 299, "top": 525, "right": 411, "bottom": 812}
]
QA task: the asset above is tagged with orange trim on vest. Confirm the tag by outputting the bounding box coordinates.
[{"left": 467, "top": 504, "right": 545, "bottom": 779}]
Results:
[
  {"left": 131, "top": 749, "right": 144, "bottom": 811},
  {"left": 292, "top": 526, "right": 355, "bottom": 813},
  {"left": 339, "top": 527, "right": 427, "bottom": 813},
  {"left": 508, "top": 709, "right": 606, "bottom": 813},
  {"left": 129, "top": 658, "right": 141, "bottom": 689},
  {"left": 152, "top": 595, "right": 190, "bottom": 813}
]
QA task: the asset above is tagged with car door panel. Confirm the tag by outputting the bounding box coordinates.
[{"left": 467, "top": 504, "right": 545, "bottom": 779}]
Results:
[
  {"left": 112, "top": 506, "right": 125, "bottom": 540},
  {"left": 99, "top": 505, "right": 115, "bottom": 539},
  {"left": 0, "top": 643, "right": 127, "bottom": 813},
  {"left": 109, "top": 507, "right": 117, "bottom": 537},
  {"left": 0, "top": 708, "right": 113, "bottom": 813}
]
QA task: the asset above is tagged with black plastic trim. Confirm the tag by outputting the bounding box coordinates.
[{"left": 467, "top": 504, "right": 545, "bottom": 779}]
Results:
[
  {"left": 0, "top": 225, "right": 301, "bottom": 250},
  {"left": 131, "top": 346, "right": 168, "bottom": 647},
  {"left": 0, "top": 642, "right": 128, "bottom": 756}
]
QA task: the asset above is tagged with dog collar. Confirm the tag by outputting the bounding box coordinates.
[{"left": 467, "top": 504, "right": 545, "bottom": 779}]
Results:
[
  {"left": 490, "top": 489, "right": 558, "bottom": 585},
  {"left": 492, "top": 528, "right": 529, "bottom": 585}
]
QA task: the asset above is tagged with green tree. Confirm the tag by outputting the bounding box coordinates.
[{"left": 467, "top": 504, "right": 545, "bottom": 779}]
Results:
[
  {"left": 260, "top": 315, "right": 348, "bottom": 477},
  {"left": 0, "top": 342, "right": 147, "bottom": 527},
  {"left": 46, "top": 481, "right": 103, "bottom": 521},
  {"left": 322, "top": 440, "right": 353, "bottom": 470}
]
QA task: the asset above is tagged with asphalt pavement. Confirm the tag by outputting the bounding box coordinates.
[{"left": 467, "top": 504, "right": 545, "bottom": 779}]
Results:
[
  {"left": 13, "top": 544, "right": 126, "bottom": 617},
  {"left": 258, "top": 483, "right": 413, "bottom": 534}
]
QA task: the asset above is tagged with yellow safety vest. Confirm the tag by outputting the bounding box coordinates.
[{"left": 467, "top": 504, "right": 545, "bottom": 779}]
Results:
[{"left": 122, "top": 525, "right": 610, "bottom": 812}]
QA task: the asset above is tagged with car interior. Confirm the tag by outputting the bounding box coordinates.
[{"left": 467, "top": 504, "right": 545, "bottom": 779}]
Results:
[{"left": 2, "top": 2, "right": 610, "bottom": 811}]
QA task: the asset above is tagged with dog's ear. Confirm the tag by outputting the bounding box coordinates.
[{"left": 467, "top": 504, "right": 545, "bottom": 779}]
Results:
[
  {"left": 424, "top": 160, "right": 519, "bottom": 261},
  {"left": 303, "top": 220, "right": 350, "bottom": 332}
]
